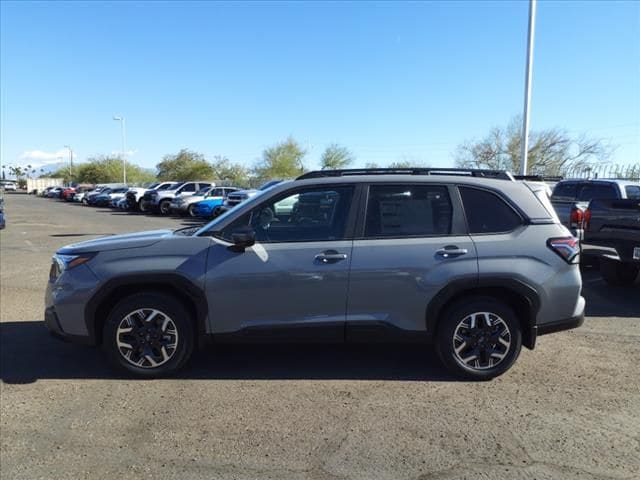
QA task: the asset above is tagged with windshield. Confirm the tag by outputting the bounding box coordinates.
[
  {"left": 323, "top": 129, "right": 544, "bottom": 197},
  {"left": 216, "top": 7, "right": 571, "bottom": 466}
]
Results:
[{"left": 194, "top": 187, "right": 276, "bottom": 236}]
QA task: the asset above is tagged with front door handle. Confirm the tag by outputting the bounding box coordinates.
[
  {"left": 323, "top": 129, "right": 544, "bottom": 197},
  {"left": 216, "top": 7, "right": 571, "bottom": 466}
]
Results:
[
  {"left": 315, "top": 250, "right": 348, "bottom": 264},
  {"left": 435, "top": 246, "right": 468, "bottom": 259}
]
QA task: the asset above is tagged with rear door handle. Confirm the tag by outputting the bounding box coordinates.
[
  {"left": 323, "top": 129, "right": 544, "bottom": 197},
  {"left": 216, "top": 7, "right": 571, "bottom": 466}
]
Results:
[
  {"left": 435, "top": 246, "right": 468, "bottom": 259},
  {"left": 315, "top": 250, "right": 348, "bottom": 264}
]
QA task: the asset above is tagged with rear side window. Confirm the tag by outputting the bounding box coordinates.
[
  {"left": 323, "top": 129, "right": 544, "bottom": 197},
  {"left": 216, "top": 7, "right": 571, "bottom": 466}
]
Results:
[
  {"left": 364, "top": 185, "right": 452, "bottom": 237},
  {"left": 460, "top": 187, "right": 522, "bottom": 234},
  {"left": 577, "top": 183, "right": 617, "bottom": 201},
  {"left": 625, "top": 185, "right": 640, "bottom": 199}
]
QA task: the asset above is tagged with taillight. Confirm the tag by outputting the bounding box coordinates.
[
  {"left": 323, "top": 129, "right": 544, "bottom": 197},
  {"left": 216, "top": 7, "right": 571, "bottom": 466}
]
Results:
[
  {"left": 569, "top": 207, "right": 583, "bottom": 227},
  {"left": 547, "top": 237, "right": 580, "bottom": 264},
  {"left": 583, "top": 209, "right": 591, "bottom": 230}
]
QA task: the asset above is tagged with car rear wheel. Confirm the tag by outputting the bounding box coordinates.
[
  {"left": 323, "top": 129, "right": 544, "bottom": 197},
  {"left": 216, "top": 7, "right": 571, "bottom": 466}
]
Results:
[
  {"left": 436, "top": 297, "right": 522, "bottom": 381},
  {"left": 103, "top": 293, "right": 195, "bottom": 378},
  {"left": 600, "top": 259, "right": 639, "bottom": 286},
  {"left": 187, "top": 204, "right": 197, "bottom": 217}
]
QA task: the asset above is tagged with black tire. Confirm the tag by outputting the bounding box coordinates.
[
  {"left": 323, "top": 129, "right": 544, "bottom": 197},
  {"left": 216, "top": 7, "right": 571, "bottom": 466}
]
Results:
[
  {"left": 187, "top": 204, "right": 197, "bottom": 217},
  {"left": 435, "top": 296, "right": 522, "bottom": 381},
  {"left": 159, "top": 199, "right": 171, "bottom": 215},
  {"left": 138, "top": 198, "right": 147, "bottom": 212},
  {"left": 600, "top": 259, "right": 639, "bottom": 286},
  {"left": 103, "top": 292, "right": 195, "bottom": 378}
]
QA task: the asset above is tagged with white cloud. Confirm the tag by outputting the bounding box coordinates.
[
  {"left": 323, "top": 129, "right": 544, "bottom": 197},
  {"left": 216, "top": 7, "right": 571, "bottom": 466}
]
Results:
[
  {"left": 17, "top": 149, "right": 73, "bottom": 170},
  {"left": 20, "top": 149, "right": 70, "bottom": 162},
  {"left": 110, "top": 149, "right": 137, "bottom": 157}
]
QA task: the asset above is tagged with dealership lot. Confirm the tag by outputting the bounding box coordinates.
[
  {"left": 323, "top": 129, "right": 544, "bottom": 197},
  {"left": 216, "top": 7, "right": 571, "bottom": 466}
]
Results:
[{"left": 1, "top": 193, "right": 638, "bottom": 480}]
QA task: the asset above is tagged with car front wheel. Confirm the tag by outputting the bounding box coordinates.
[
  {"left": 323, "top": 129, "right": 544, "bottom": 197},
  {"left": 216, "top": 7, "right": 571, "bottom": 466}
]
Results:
[
  {"left": 159, "top": 200, "right": 171, "bottom": 215},
  {"left": 103, "top": 293, "right": 195, "bottom": 378},
  {"left": 436, "top": 297, "right": 522, "bottom": 381}
]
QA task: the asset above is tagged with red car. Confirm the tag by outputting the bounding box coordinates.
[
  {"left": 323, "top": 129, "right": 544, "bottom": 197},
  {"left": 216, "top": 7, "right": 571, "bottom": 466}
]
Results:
[{"left": 61, "top": 187, "right": 77, "bottom": 201}]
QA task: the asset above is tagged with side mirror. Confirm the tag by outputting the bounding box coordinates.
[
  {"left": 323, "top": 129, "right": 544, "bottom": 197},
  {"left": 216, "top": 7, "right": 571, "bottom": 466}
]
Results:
[{"left": 230, "top": 227, "right": 255, "bottom": 251}]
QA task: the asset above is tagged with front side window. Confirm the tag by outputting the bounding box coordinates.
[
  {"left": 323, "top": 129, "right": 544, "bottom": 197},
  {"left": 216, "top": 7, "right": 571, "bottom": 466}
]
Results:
[
  {"left": 364, "top": 185, "right": 452, "bottom": 238},
  {"left": 460, "top": 186, "right": 522, "bottom": 234},
  {"left": 220, "top": 186, "right": 354, "bottom": 243},
  {"left": 181, "top": 183, "right": 197, "bottom": 193}
]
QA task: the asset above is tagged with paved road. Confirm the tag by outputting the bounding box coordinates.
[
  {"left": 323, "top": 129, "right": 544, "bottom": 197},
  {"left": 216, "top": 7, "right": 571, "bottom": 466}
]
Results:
[{"left": 1, "top": 193, "right": 639, "bottom": 480}]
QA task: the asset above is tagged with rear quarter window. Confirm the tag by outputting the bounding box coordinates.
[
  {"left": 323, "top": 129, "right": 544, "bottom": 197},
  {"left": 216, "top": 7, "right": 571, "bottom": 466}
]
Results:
[
  {"left": 624, "top": 185, "right": 640, "bottom": 199},
  {"left": 459, "top": 186, "right": 522, "bottom": 234}
]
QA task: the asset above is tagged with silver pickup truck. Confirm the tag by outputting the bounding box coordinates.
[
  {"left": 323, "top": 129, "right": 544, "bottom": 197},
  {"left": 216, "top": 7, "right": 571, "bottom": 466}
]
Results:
[{"left": 550, "top": 179, "right": 640, "bottom": 240}]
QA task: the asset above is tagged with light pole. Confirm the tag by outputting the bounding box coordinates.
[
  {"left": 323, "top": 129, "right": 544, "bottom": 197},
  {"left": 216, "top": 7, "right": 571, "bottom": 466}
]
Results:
[
  {"left": 113, "top": 116, "right": 127, "bottom": 184},
  {"left": 520, "top": 0, "right": 537, "bottom": 176},
  {"left": 64, "top": 145, "right": 73, "bottom": 181}
]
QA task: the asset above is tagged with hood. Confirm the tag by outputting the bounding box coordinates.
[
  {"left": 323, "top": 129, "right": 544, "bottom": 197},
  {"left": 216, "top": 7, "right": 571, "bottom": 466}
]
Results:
[
  {"left": 230, "top": 189, "right": 258, "bottom": 197},
  {"left": 58, "top": 229, "right": 173, "bottom": 254}
]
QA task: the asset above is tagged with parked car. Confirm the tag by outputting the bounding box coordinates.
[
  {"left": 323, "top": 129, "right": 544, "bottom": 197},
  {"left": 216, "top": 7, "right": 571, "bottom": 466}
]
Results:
[
  {"left": 1, "top": 181, "right": 17, "bottom": 192},
  {"left": 61, "top": 187, "right": 77, "bottom": 201},
  {"left": 142, "top": 181, "right": 212, "bottom": 214},
  {"left": 47, "top": 187, "right": 64, "bottom": 198},
  {"left": 0, "top": 198, "right": 5, "bottom": 229},
  {"left": 582, "top": 198, "right": 640, "bottom": 286},
  {"left": 184, "top": 187, "right": 240, "bottom": 218},
  {"left": 125, "top": 182, "right": 177, "bottom": 212},
  {"left": 92, "top": 187, "right": 129, "bottom": 207},
  {"left": 45, "top": 168, "right": 584, "bottom": 380},
  {"left": 214, "top": 180, "right": 284, "bottom": 218},
  {"left": 550, "top": 179, "right": 640, "bottom": 240}
]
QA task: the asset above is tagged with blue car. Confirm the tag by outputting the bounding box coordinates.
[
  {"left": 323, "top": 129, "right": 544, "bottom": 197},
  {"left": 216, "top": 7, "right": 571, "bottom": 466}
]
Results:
[{"left": 192, "top": 187, "right": 239, "bottom": 219}]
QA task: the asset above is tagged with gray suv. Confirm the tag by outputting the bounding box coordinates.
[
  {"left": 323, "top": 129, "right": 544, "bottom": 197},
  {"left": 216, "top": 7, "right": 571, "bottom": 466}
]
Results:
[{"left": 45, "top": 168, "right": 585, "bottom": 380}]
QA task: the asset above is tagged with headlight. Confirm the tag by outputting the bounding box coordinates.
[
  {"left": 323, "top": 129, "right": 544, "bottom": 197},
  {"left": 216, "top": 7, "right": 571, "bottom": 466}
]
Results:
[{"left": 54, "top": 253, "right": 96, "bottom": 272}]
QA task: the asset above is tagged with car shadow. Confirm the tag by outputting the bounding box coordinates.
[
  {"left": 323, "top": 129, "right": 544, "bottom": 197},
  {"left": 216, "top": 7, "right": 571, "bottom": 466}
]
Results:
[
  {"left": 581, "top": 268, "right": 640, "bottom": 317},
  {"left": 0, "top": 321, "right": 454, "bottom": 384}
]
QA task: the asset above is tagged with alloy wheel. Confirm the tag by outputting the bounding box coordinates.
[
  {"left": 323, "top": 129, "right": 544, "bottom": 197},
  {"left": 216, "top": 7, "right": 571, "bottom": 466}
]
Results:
[
  {"left": 452, "top": 311, "right": 511, "bottom": 370},
  {"left": 116, "top": 308, "right": 179, "bottom": 369}
]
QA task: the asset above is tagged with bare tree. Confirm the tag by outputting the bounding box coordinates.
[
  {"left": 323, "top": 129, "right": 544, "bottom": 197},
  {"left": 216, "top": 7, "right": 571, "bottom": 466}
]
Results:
[{"left": 455, "top": 116, "right": 613, "bottom": 175}]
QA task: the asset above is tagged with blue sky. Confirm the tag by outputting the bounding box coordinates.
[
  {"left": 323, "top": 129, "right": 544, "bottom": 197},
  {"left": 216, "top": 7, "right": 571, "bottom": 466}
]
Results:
[{"left": 1, "top": 0, "right": 638, "bottom": 174}]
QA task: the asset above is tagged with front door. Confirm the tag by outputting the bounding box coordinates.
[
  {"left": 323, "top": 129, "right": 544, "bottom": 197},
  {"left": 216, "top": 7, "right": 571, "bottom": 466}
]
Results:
[{"left": 205, "top": 185, "right": 356, "bottom": 341}]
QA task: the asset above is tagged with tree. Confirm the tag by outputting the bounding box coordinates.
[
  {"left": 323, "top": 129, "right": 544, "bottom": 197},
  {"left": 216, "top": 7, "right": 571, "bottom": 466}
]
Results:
[
  {"left": 211, "top": 155, "right": 250, "bottom": 187},
  {"left": 253, "top": 137, "right": 307, "bottom": 181},
  {"left": 320, "top": 144, "right": 355, "bottom": 170},
  {"left": 156, "top": 149, "right": 214, "bottom": 181},
  {"left": 50, "top": 156, "right": 155, "bottom": 184},
  {"left": 455, "top": 116, "right": 613, "bottom": 176}
]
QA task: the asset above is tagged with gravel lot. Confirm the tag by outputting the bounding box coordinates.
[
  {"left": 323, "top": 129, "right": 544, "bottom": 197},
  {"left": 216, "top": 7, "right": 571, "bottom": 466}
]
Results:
[{"left": 1, "top": 193, "right": 639, "bottom": 480}]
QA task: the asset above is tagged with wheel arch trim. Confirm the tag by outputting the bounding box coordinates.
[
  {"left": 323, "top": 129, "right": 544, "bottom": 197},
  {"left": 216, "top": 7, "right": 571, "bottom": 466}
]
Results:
[
  {"left": 425, "top": 276, "right": 541, "bottom": 349},
  {"left": 84, "top": 273, "right": 208, "bottom": 346}
]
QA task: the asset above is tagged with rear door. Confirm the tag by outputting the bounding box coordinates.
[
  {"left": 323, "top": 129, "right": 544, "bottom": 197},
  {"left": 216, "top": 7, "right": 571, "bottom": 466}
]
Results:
[{"left": 346, "top": 183, "right": 477, "bottom": 337}]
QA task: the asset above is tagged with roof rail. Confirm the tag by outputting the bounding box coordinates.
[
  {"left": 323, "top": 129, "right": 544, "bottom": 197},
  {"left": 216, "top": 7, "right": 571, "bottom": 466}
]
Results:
[
  {"left": 513, "top": 175, "right": 563, "bottom": 182},
  {"left": 297, "top": 168, "right": 515, "bottom": 181}
]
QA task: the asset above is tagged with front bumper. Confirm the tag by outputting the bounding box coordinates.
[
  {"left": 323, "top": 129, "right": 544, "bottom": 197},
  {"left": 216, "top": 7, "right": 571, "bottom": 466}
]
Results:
[
  {"left": 169, "top": 201, "right": 189, "bottom": 212},
  {"left": 45, "top": 306, "right": 93, "bottom": 345}
]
